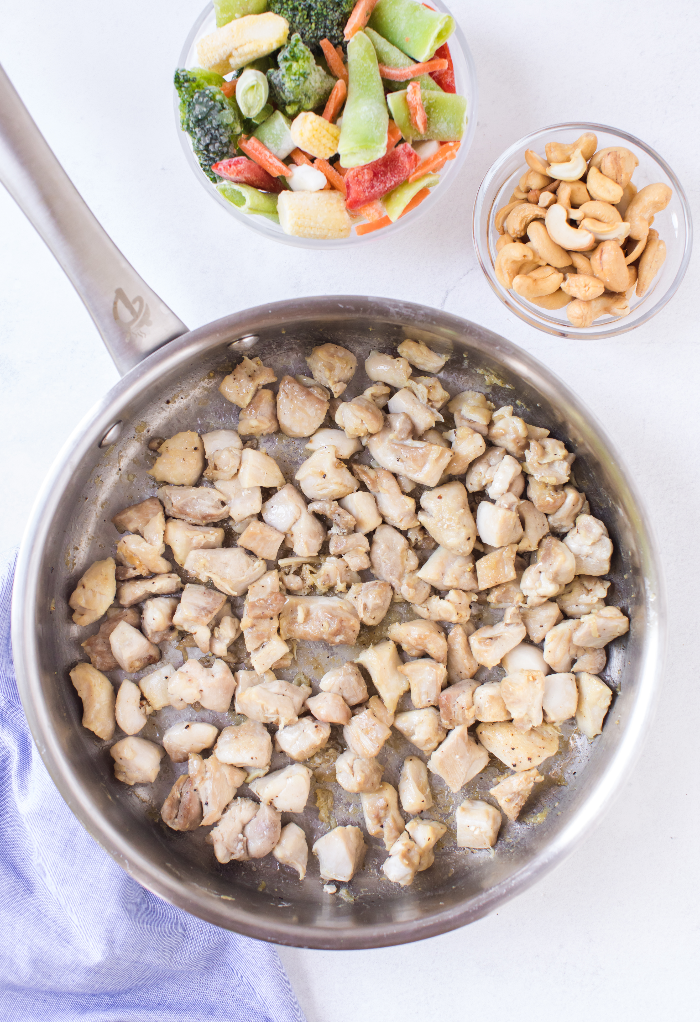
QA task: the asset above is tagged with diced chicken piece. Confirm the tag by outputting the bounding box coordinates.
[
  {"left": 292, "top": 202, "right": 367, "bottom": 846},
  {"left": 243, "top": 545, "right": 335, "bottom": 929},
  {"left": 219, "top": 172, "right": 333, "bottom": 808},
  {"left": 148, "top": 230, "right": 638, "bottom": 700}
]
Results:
[
  {"left": 488, "top": 407, "right": 529, "bottom": 458},
  {"left": 399, "top": 658, "right": 447, "bottom": 708},
  {"left": 277, "top": 718, "right": 331, "bottom": 761},
  {"left": 406, "top": 376, "right": 450, "bottom": 411},
  {"left": 163, "top": 721, "right": 218, "bottom": 763},
  {"left": 243, "top": 801, "right": 283, "bottom": 858},
  {"left": 527, "top": 478, "right": 566, "bottom": 514},
  {"left": 306, "top": 428, "right": 362, "bottom": 458},
  {"left": 326, "top": 533, "right": 369, "bottom": 571},
  {"left": 280, "top": 595, "right": 360, "bottom": 645},
  {"left": 69, "top": 662, "right": 116, "bottom": 740},
  {"left": 571, "top": 606, "right": 629, "bottom": 648},
  {"left": 389, "top": 620, "right": 447, "bottom": 663},
  {"left": 388, "top": 388, "right": 443, "bottom": 435},
  {"left": 456, "top": 799, "right": 502, "bottom": 848},
  {"left": 572, "top": 647, "right": 607, "bottom": 674},
  {"left": 335, "top": 750, "right": 383, "bottom": 793},
  {"left": 343, "top": 707, "right": 392, "bottom": 758},
  {"left": 237, "top": 448, "right": 286, "bottom": 489},
  {"left": 262, "top": 484, "right": 326, "bottom": 556},
  {"left": 158, "top": 485, "right": 228, "bottom": 526},
  {"left": 249, "top": 763, "right": 312, "bottom": 813},
  {"left": 466, "top": 446, "right": 506, "bottom": 493},
  {"left": 219, "top": 356, "right": 277, "bottom": 408},
  {"left": 306, "top": 691, "right": 351, "bottom": 725},
  {"left": 394, "top": 707, "right": 446, "bottom": 754},
  {"left": 476, "top": 545, "right": 518, "bottom": 591},
  {"left": 273, "top": 822, "right": 309, "bottom": 879},
  {"left": 399, "top": 756, "right": 433, "bottom": 815},
  {"left": 313, "top": 825, "right": 366, "bottom": 882},
  {"left": 563, "top": 514, "right": 613, "bottom": 576},
  {"left": 476, "top": 501, "right": 523, "bottom": 548},
  {"left": 237, "top": 520, "right": 285, "bottom": 561},
  {"left": 276, "top": 375, "right": 329, "bottom": 438},
  {"left": 547, "top": 485, "right": 586, "bottom": 533},
  {"left": 168, "top": 658, "right": 236, "bottom": 712},
  {"left": 542, "top": 619, "right": 580, "bottom": 673},
  {"left": 363, "top": 382, "right": 391, "bottom": 407},
  {"left": 213, "top": 478, "right": 262, "bottom": 523},
  {"left": 370, "top": 525, "right": 427, "bottom": 603},
  {"left": 576, "top": 673, "right": 612, "bottom": 739},
  {"left": 486, "top": 580, "right": 525, "bottom": 609},
  {"left": 444, "top": 425, "right": 486, "bottom": 476},
  {"left": 428, "top": 726, "right": 489, "bottom": 792},
  {"left": 164, "top": 520, "right": 224, "bottom": 568},
  {"left": 108, "top": 620, "right": 160, "bottom": 672},
  {"left": 361, "top": 782, "right": 405, "bottom": 850},
  {"left": 312, "top": 557, "right": 360, "bottom": 594},
  {"left": 417, "top": 547, "right": 477, "bottom": 594},
  {"left": 542, "top": 672, "right": 578, "bottom": 723},
  {"left": 215, "top": 719, "right": 272, "bottom": 769},
  {"left": 210, "top": 798, "right": 281, "bottom": 862},
  {"left": 439, "top": 679, "right": 479, "bottom": 728},
  {"left": 522, "top": 601, "right": 563, "bottom": 643},
  {"left": 110, "top": 736, "right": 164, "bottom": 785},
  {"left": 161, "top": 773, "right": 203, "bottom": 832},
  {"left": 117, "top": 573, "right": 182, "bottom": 607},
  {"left": 173, "top": 583, "right": 226, "bottom": 637},
  {"left": 486, "top": 454, "right": 523, "bottom": 501},
  {"left": 417, "top": 482, "right": 476, "bottom": 557},
  {"left": 414, "top": 588, "right": 474, "bottom": 625},
  {"left": 237, "top": 677, "right": 309, "bottom": 727},
  {"left": 295, "top": 447, "right": 358, "bottom": 501},
  {"left": 335, "top": 395, "right": 384, "bottom": 437},
  {"left": 355, "top": 640, "right": 408, "bottom": 715},
  {"left": 382, "top": 830, "right": 422, "bottom": 887},
  {"left": 364, "top": 350, "right": 411, "bottom": 388},
  {"left": 385, "top": 412, "right": 413, "bottom": 440},
  {"left": 140, "top": 597, "right": 178, "bottom": 644},
  {"left": 489, "top": 768, "right": 543, "bottom": 822},
  {"left": 305, "top": 343, "right": 357, "bottom": 397},
  {"left": 447, "top": 390, "right": 494, "bottom": 435},
  {"left": 200, "top": 430, "right": 242, "bottom": 482},
  {"left": 69, "top": 558, "right": 116, "bottom": 627},
  {"left": 446, "top": 623, "right": 479, "bottom": 682},
  {"left": 352, "top": 465, "right": 418, "bottom": 531},
  {"left": 148, "top": 431, "right": 204, "bottom": 486},
  {"left": 516, "top": 500, "right": 549, "bottom": 553},
  {"left": 80, "top": 608, "right": 140, "bottom": 671},
  {"left": 139, "top": 663, "right": 184, "bottom": 711},
  {"left": 111, "top": 497, "right": 163, "bottom": 537},
  {"left": 476, "top": 721, "right": 559, "bottom": 771},
  {"left": 523, "top": 438, "right": 574, "bottom": 486},
  {"left": 557, "top": 576, "right": 610, "bottom": 618},
  {"left": 473, "top": 682, "right": 510, "bottom": 722},
  {"left": 500, "top": 670, "right": 545, "bottom": 731},
  {"left": 320, "top": 662, "right": 368, "bottom": 706},
  {"left": 241, "top": 569, "right": 285, "bottom": 646},
  {"left": 502, "top": 642, "right": 550, "bottom": 676},
  {"left": 210, "top": 613, "right": 241, "bottom": 657},
  {"left": 395, "top": 338, "right": 447, "bottom": 373},
  {"left": 307, "top": 499, "right": 356, "bottom": 535},
  {"left": 406, "top": 818, "right": 447, "bottom": 871},
  {"left": 367, "top": 427, "right": 453, "bottom": 487},
  {"left": 114, "top": 679, "right": 148, "bottom": 735},
  {"left": 184, "top": 548, "right": 266, "bottom": 597},
  {"left": 238, "top": 388, "right": 278, "bottom": 436},
  {"left": 469, "top": 610, "right": 527, "bottom": 667},
  {"left": 188, "top": 752, "right": 244, "bottom": 826}
]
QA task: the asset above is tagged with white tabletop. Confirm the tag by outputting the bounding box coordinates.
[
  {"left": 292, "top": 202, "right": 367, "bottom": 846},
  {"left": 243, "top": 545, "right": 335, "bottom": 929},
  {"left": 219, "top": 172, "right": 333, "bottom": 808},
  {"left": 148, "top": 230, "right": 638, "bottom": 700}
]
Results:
[{"left": 2, "top": 0, "right": 699, "bottom": 1017}]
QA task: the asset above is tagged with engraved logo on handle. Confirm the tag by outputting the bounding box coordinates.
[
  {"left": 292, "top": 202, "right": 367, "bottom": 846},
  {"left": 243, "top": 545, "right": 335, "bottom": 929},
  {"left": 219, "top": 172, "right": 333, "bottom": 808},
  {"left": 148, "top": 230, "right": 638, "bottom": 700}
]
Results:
[{"left": 113, "top": 288, "right": 153, "bottom": 340}]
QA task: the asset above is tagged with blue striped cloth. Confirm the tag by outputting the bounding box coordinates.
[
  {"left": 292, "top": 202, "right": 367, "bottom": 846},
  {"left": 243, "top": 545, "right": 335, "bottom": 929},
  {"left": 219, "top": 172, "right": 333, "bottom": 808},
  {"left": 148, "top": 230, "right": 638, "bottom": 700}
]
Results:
[{"left": 0, "top": 561, "right": 305, "bottom": 1021}]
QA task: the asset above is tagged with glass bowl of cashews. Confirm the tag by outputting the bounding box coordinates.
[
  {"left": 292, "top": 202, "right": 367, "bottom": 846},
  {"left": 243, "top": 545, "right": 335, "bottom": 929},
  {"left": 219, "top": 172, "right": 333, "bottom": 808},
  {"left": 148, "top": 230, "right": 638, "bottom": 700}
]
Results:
[{"left": 473, "top": 122, "right": 692, "bottom": 338}]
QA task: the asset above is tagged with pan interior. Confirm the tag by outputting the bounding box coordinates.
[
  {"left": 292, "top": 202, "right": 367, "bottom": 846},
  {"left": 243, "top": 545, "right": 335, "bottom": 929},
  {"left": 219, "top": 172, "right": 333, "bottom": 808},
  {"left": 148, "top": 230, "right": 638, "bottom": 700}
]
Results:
[{"left": 24, "top": 303, "right": 655, "bottom": 947}]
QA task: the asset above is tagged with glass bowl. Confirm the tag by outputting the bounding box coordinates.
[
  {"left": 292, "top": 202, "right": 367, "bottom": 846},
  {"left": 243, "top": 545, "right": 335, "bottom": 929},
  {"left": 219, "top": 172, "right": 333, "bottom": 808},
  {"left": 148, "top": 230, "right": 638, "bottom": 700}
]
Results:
[
  {"left": 175, "top": 1, "right": 478, "bottom": 249},
  {"left": 472, "top": 122, "right": 692, "bottom": 338}
]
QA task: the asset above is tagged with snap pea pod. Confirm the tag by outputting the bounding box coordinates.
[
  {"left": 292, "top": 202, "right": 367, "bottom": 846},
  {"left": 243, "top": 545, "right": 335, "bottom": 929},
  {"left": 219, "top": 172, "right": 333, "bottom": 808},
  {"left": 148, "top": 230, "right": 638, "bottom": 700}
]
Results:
[
  {"left": 387, "top": 89, "right": 466, "bottom": 142},
  {"left": 236, "top": 68, "right": 269, "bottom": 117},
  {"left": 365, "top": 27, "right": 442, "bottom": 94},
  {"left": 253, "top": 110, "right": 295, "bottom": 158},
  {"left": 383, "top": 172, "right": 439, "bottom": 221},
  {"left": 214, "top": 0, "right": 267, "bottom": 28},
  {"left": 368, "top": 0, "right": 454, "bottom": 63},
  {"left": 217, "top": 180, "right": 280, "bottom": 221},
  {"left": 338, "top": 31, "right": 389, "bottom": 168}
]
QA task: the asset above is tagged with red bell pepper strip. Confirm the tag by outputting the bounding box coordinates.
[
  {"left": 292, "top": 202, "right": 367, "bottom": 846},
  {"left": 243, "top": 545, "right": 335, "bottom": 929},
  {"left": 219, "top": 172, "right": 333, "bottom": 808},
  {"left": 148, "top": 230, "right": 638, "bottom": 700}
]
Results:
[
  {"left": 344, "top": 143, "right": 420, "bottom": 210},
  {"left": 429, "top": 43, "right": 456, "bottom": 93},
  {"left": 211, "top": 156, "right": 284, "bottom": 193},
  {"left": 378, "top": 58, "right": 448, "bottom": 81},
  {"left": 355, "top": 187, "right": 430, "bottom": 235},
  {"left": 406, "top": 81, "right": 427, "bottom": 134}
]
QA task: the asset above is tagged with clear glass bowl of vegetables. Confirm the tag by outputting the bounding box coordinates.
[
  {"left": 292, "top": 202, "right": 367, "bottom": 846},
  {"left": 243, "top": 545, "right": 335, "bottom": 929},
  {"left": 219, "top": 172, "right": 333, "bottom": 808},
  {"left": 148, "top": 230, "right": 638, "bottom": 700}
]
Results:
[{"left": 175, "top": 0, "right": 478, "bottom": 246}]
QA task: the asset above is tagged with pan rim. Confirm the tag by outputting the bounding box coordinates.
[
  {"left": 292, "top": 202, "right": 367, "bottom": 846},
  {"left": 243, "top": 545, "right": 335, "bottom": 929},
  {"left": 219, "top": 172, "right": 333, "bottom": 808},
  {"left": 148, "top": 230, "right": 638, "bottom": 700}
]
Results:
[{"left": 11, "top": 294, "right": 665, "bottom": 949}]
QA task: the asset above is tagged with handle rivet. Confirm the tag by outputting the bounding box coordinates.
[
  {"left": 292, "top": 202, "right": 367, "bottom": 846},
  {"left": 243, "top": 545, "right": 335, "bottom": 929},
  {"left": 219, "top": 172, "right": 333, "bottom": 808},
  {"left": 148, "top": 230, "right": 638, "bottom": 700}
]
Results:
[
  {"left": 99, "top": 421, "right": 122, "bottom": 448},
  {"left": 229, "top": 334, "right": 259, "bottom": 351}
]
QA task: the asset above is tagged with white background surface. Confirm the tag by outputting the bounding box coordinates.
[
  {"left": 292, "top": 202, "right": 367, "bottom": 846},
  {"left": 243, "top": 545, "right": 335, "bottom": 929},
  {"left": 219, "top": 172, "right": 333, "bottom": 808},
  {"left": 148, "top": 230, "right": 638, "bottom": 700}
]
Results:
[{"left": 1, "top": 0, "right": 699, "bottom": 1018}]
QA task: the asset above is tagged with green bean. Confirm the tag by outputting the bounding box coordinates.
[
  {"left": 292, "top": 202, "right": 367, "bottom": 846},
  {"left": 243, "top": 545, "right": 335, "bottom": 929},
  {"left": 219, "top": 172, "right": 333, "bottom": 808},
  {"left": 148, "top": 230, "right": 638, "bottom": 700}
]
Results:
[
  {"left": 214, "top": 0, "right": 267, "bottom": 29},
  {"left": 338, "top": 31, "right": 389, "bottom": 169},
  {"left": 383, "top": 173, "right": 440, "bottom": 221},
  {"left": 387, "top": 89, "right": 467, "bottom": 142},
  {"left": 253, "top": 110, "right": 295, "bottom": 159},
  {"left": 217, "top": 181, "right": 279, "bottom": 221},
  {"left": 365, "top": 27, "right": 442, "bottom": 93},
  {"left": 369, "top": 0, "right": 454, "bottom": 63}
]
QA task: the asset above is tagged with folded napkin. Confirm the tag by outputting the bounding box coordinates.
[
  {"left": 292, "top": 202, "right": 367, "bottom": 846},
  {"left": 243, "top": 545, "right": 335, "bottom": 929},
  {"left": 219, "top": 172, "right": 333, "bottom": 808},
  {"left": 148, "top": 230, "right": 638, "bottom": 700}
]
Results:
[{"left": 0, "top": 560, "right": 305, "bottom": 1022}]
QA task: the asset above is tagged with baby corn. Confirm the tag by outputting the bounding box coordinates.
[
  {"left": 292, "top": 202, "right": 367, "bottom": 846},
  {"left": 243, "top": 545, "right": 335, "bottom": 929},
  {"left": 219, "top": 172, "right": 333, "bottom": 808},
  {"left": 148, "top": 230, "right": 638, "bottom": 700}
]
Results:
[
  {"left": 290, "top": 112, "right": 341, "bottom": 160},
  {"left": 197, "top": 13, "right": 289, "bottom": 74},
  {"left": 277, "top": 191, "right": 351, "bottom": 239}
]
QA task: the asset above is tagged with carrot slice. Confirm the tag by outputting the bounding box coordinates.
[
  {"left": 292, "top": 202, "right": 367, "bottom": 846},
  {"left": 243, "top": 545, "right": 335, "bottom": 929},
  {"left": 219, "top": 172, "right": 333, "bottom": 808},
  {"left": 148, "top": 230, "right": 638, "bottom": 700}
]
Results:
[
  {"left": 238, "top": 135, "right": 292, "bottom": 178},
  {"left": 333, "top": 161, "right": 348, "bottom": 177},
  {"left": 354, "top": 188, "right": 430, "bottom": 235},
  {"left": 314, "top": 158, "right": 347, "bottom": 195},
  {"left": 378, "top": 58, "right": 448, "bottom": 81},
  {"left": 406, "top": 81, "right": 427, "bottom": 134},
  {"left": 221, "top": 80, "right": 237, "bottom": 97},
  {"left": 320, "top": 38, "right": 349, "bottom": 83},
  {"left": 289, "top": 148, "right": 312, "bottom": 166},
  {"left": 322, "top": 78, "right": 347, "bottom": 122},
  {"left": 385, "top": 119, "right": 403, "bottom": 153},
  {"left": 408, "top": 142, "right": 460, "bottom": 181},
  {"left": 344, "top": 0, "right": 380, "bottom": 40},
  {"left": 356, "top": 200, "right": 386, "bottom": 222}
]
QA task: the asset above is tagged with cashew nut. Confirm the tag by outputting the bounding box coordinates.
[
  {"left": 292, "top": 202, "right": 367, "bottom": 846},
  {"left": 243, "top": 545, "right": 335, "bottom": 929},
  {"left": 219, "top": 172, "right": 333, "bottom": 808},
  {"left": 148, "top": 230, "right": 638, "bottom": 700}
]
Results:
[
  {"left": 538, "top": 190, "right": 557, "bottom": 208},
  {"left": 526, "top": 219, "right": 572, "bottom": 268},
  {"left": 496, "top": 232, "right": 515, "bottom": 253},
  {"left": 545, "top": 132, "right": 597, "bottom": 164},
  {"left": 577, "top": 200, "right": 622, "bottom": 225},
  {"left": 568, "top": 251, "right": 593, "bottom": 274},
  {"left": 544, "top": 204, "right": 595, "bottom": 252},
  {"left": 579, "top": 217, "right": 631, "bottom": 243},
  {"left": 525, "top": 149, "right": 550, "bottom": 176},
  {"left": 530, "top": 289, "right": 572, "bottom": 310},
  {"left": 616, "top": 181, "right": 637, "bottom": 218},
  {"left": 505, "top": 203, "right": 547, "bottom": 238},
  {"left": 520, "top": 169, "right": 552, "bottom": 192},
  {"left": 624, "top": 182, "right": 672, "bottom": 241},
  {"left": 495, "top": 200, "right": 523, "bottom": 234},
  {"left": 590, "top": 240, "right": 632, "bottom": 293},
  {"left": 561, "top": 273, "right": 605, "bottom": 301},
  {"left": 513, "top": 265, "right": 564, "bottom": 299},
  {"left": 623, "top": 235, "right": 646, "bottom": 265},
  {"left": 590, "top": 147, "right": 638, "bottom": 188},
  {"left": 566, "top": 294, "right": 630, "bottom": 328},
  {"left": 495, "top": 242, "right": 542, "bottom": 288},
  {"left": 626, "top": 264, "right": 638, "bottom": 294},
  {"left": 585, "top": 166, "right": 624, "bottom": 204},
  {"left": 557, "top": 180, "right": 591, "bottom": 210},
  {"left": 512, "top": 186, "right": 529, "bottom": 200},
  {"left": 636, "top": 229, "right": 666, "bottom": 297},
  {"left": 547, "top": 148, "right": 587, "bottom": 182}
]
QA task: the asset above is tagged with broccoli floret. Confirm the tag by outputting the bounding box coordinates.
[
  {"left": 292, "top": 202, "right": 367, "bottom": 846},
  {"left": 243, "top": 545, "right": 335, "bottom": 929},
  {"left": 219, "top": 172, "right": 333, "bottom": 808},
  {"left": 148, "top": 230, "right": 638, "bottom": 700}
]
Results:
[
  {"left": 267, "top": 34, "right": 335, "bottom": 116},
  {"left": 174, "top": 69, "right": 243, "bottom": 181},
  {"left": 268, "top": 0, "right": 355, "bottom": 50}
]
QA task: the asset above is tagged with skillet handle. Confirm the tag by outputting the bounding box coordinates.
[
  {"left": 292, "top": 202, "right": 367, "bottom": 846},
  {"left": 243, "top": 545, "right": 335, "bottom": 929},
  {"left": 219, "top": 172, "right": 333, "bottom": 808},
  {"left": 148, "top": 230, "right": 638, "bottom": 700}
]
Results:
[{"left": 0, "top": 65, "right": 188, "bottom": 376}]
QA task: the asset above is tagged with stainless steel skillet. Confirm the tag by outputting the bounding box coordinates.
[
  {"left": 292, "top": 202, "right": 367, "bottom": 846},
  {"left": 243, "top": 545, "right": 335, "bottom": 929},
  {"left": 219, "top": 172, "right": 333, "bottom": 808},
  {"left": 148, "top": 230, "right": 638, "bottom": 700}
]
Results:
[{"left": 1, "top": 66, "right": 664, "bottom": 950}]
